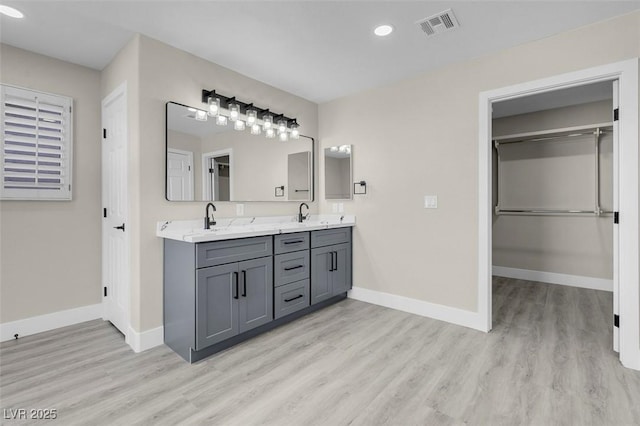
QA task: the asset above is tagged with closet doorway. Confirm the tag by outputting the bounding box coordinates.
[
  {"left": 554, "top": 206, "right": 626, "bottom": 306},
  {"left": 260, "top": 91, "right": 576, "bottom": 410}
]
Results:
[{"left": 478, "top": 59, "right": 639, "bottom": 370}]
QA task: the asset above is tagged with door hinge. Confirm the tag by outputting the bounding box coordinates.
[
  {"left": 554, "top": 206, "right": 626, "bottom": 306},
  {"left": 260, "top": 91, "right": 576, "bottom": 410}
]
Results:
[
  {"left": 104, "top": 286, "right": 108, "bottom": 297},
  {"left": 188, "top": 165, "right": 191, "bottom": 171},
  {"left": 614, "top": 314, "right": 619, "bottom": 328},
  {"left": 103, "top": 207, "right": 107, "bottom": 218},
  {"left": 209, "top": 168, "right": 214, "bottom": 174},
  {"left": 613, "top": 108, "right": 619, "bottom": 121},
  {"left": 614, "top": 212, "right": 619, "bottom": 224},
  {"left": 103, "top": 128, "right": 107, "bottom": 139},
  {"left": 69, "top": 106, "right": 72, "bottom": 113}
]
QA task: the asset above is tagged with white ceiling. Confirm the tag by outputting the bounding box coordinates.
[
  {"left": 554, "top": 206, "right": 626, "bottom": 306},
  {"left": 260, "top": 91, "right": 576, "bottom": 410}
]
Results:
[{"left": 1, "top": 1, "right": 639, "bottom": 103}]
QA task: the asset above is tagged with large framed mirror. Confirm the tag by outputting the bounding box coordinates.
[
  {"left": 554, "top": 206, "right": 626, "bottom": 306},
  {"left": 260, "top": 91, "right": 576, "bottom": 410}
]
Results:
[
  {"left": 165, "top": 102, "right": 313, "bottom": 202},
  {"left": 324, "top": 145, "right": 352, "bottom": 200}
]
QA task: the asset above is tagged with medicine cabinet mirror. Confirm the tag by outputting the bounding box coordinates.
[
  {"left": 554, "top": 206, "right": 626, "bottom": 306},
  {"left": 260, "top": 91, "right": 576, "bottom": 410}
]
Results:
[
  {"left": 324, "top": 145, "right": 352, "bottom": 200},
  {"left": 165, "top": 102, "right": 313, "bottom": 202}
]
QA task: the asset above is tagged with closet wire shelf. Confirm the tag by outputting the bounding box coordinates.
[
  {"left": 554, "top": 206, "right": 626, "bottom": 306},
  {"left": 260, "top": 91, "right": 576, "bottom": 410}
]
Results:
[{"left": 493, "top": 122, "right": 614, "bottom": 217}]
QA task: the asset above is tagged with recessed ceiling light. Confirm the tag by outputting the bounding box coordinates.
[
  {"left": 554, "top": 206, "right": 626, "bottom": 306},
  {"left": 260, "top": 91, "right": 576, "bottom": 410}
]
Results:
[
  {"left": 0, "top": 5, "right": 24, "bottom": 19},
  {"left": 374, "top": 25, "right": 393, "bottom": 37}
]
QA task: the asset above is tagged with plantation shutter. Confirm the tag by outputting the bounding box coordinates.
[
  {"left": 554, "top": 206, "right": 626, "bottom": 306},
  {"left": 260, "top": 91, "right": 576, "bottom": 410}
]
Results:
[{"left": 1, "top": 84, "right": 73, "bottom": 200}]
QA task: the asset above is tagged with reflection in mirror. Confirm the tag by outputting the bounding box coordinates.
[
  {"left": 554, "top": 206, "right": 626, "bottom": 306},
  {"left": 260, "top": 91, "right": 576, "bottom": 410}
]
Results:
[
  {"left": 166, "top": 102, "right": 313, "bottom": 202},
  {"left": 324, "top": 145, "right": 352, "bottom": 200}
]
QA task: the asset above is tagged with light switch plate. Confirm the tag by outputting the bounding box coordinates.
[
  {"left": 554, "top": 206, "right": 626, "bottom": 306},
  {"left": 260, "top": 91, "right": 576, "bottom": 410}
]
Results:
[
  {"left": 236, "top": 204, "right": 244, "bottom": 216},
  {"left": 424, "top": 195, "right": 438, "bottom": 209}
]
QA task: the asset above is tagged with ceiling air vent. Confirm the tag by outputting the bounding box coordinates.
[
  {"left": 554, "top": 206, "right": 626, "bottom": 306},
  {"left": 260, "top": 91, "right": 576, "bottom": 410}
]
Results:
[{"left": 417, "top": 8, "right": 459, "bottom": 37}]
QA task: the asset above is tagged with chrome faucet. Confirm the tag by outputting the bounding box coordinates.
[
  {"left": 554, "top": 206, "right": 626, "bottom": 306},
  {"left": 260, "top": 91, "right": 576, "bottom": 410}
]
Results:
[
  {"left": 204, "top": 203, "right": 217, "bottom": 229},
  {"left": 298, "top": 202, "right": 309, "bottom": 223}
]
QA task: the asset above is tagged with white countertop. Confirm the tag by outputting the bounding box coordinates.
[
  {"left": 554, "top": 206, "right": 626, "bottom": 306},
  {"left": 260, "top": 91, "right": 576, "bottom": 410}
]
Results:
[{"left": 156, "top": 214, "right": 355, "bottom": 243}]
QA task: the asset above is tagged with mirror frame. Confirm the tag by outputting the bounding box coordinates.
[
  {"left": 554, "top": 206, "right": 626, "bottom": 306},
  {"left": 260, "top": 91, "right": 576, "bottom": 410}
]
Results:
[
  {"left": 165, "top": 101, "right": 315, "bottom": 202},
  {"left": 323, "top": 144, "right": 353, "bottom": 200}
]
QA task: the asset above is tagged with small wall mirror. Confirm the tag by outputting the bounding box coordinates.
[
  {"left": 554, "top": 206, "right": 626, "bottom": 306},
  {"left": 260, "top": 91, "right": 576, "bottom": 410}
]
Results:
[
  {"left": 166, "top": 102, "right": 313, "bottom": 202},
  {"left": 324, "top": 145, "right": 352, "bottom": 200}
]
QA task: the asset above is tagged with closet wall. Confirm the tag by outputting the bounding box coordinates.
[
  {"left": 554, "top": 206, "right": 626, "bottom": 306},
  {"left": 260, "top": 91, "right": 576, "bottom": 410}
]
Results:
[{"left": 492, "top": 99, "right": 613, "bottom": 280}]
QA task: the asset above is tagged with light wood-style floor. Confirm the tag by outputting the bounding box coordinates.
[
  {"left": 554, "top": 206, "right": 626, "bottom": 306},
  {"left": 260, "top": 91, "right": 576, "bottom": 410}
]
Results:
[{"left": 1, "top": 277, "right": 640, "bottom": 425}]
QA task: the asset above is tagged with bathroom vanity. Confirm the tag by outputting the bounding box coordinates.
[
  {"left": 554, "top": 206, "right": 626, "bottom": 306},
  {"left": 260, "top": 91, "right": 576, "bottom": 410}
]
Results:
[{"left": 157, "top": 215, "right": 354, "bottom": 363}]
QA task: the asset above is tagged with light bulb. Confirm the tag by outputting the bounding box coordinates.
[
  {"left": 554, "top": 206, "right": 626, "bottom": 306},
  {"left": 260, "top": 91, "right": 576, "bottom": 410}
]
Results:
[
  {"left": 246, "top": 109, "right": 257, "bottom": 126},
  {"left": 279, "top": 132, "right": 288, "bottom": 142},
  {"left": 277, "top": 120, "right": 287, "bottom": 134},
  {"left": 207, "top": 97, "right": 220, "bottom": 116},
  {"left": 194, "top": 110, "right": 207, "bottom": 121},
  {"left": 265, "top": 128, "right": 275, "bottom": 139},
  {"left": 290, "top": 123, "right": 300, "bottom": 139},
  {"left": 251, "top": 123, "right": 261, "bottom": 135},
  {"left": 216, "top": 115, "right": 228, "bottom": 126},
  {"left": 263, "top": 113, "right": 273, "bottom": 129},
  {"left": 330, "top": 146, "right": 339, "bottom": 152},
  {"left": 234, "top": 119, "right": 245, "bottom": 131},
  {"left": 229, "top": 103, "right": 240, "bottom": 122}
]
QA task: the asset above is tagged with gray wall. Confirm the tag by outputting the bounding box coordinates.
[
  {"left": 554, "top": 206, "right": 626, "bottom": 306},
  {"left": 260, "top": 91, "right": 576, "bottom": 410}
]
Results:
[
  {"left": 492, "top": 100, "right": 613, "bottom": 279},
  {"left": 0, "top": 44, "right": 102, "bottom": 323}
]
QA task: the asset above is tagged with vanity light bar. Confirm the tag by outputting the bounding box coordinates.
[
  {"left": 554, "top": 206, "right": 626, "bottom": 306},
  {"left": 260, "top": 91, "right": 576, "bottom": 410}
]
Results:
[{"left": 201, "top": 89, "right": 299, "bottom": 130}]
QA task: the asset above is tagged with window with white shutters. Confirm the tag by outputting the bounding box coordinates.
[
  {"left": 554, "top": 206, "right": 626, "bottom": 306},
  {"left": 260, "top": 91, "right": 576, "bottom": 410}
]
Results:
[{"left": 1, "top": 84, "right": 73, "bottom": 200}]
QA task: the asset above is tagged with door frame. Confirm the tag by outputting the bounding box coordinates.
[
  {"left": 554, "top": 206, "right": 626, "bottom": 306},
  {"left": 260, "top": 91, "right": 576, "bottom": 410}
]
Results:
[
  {"left": 167, "top": 148, "right": 194, "bottom": 200},
  {"left": 202, "top": 148, "right": 233, "bottom": 201},
  {"left": 101, "top": 81, "right": 131, "bottom": 345},
  {"left": 478, "top": 58, "right": 639, "bottom": 370}
]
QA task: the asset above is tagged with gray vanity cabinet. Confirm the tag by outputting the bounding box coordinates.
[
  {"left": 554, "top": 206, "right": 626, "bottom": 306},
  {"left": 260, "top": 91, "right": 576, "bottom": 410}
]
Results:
[
  {"left": 164, "top": 228, "right": 352, "bottom": 363},
  {"left": 196, "top": 256, "right": 272, "bottom": 350},
  {"left": 273, "top": 232, "right": 311, "bottom": 319},
  {"left": 310, "top": 228, "right": 352, "bottom": 305},
  {"left": 196, "top": 263, "right": 238, "bottom": 349}
]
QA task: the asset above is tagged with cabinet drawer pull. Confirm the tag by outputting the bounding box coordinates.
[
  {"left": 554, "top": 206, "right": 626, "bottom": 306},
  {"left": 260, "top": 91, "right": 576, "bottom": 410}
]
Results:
[
  {"left": 333, "top": 251, "right": 338, "bottom": 271},
  {"left": 241, "top": 270, "right": 247, "bottom": 297},
  {"left": 284, "top": 294, "right": 304, "bottom": 303},
  {"left": 283, "top": 240, "right": 304, "bottom": 245},
  {"left": 233, "top": 272, "right": 239, "bottom": 299},
  {"left": 284, "top": 264, "right": 304, "bottom": 271}
]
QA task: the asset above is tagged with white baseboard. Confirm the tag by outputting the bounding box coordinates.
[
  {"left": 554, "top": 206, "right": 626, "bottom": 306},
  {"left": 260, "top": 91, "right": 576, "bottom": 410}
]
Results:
[
  {"left": 0, "top": 304, "right": 103, "bottom": 342},
  {"left": 348, "top": 286, "right": 485, "bottom": 332},
  {"left": 127, "top": 325, "right": 164, "bottom": 353},
  {"left": 492, "top": 266, "right": 613, "bottom": 292}
]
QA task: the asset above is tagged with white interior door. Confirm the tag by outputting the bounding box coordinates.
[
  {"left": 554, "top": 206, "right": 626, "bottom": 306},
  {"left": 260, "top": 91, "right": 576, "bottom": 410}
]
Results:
[
  {"left": 612, "top": 79, "right": 620, "bottom": 352},
  {"left": 102, "top": 83, "right": 129, "bottom": 337},
  {"left": 167, "top": 148, "right": 193, "bottom": 201}
]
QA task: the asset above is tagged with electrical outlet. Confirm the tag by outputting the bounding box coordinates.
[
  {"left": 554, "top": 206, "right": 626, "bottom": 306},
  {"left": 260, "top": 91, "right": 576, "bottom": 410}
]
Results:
[
  {"left": 236, "top": 204, "right": 244, "bottom": 216},
  {"left": 424, "top": 195, "right": 438, "bottom": 209},
  {"left": 338, "top": 203, "right": 344, "bottom": 213},
  {"left": 332, "top": 203, "right": 338, "bottom": 213}
]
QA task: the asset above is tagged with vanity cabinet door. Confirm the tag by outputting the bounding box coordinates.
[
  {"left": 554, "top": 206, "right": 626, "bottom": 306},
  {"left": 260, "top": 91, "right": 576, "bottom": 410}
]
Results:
[
  {"left": 311, "top": 246, "right": 333, "bottom": 305},
  {"left": 238, "top": 257, "right": 273, "bottom": 333},
  {"left": 331, "top": 243, "right": 352, "bottom": 296},
  {"left": 196, "top": 263, "right": 239, "bottom": 350}
]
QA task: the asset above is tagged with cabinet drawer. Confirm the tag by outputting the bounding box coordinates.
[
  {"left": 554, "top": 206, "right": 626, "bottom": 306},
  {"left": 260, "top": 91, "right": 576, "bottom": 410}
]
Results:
[
  {"left": 274, "top": 280, "right": 310, "bottom": 319},
  {"left": 196, "top": 236, "right": 272, "bottom": 269},
  {"left": 274, "top": 251, "right": 310, "bottom": 287},
  {"left": 274, "top": 232, "right": 310, "bottom": 254},
  {"left": 311, "top": 228, "right": 351, "bottom": 248}
]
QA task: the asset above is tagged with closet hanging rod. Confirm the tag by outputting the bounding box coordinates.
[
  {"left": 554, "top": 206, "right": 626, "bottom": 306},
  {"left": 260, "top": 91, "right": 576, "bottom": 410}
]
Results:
[
  {"left": 493, "top": 122, "right": 613, "bottom": 145},
  {"left": 495, "top": 208, "right": 613, "bottom": 216}
]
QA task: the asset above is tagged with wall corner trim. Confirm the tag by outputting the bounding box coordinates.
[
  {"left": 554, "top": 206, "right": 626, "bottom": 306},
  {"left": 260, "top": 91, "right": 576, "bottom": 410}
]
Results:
[
  {"left": 0, "top": 304, "right": 103, "bottom": 342},
  {"left": 127, "top": 325, "right": 164, "bottom": 353},
  {"left": 348, "top": 286, "right": 486, "bottom": 332},
  {"left": 492, "top": 266, "right": 613, "bottom": 292}
]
